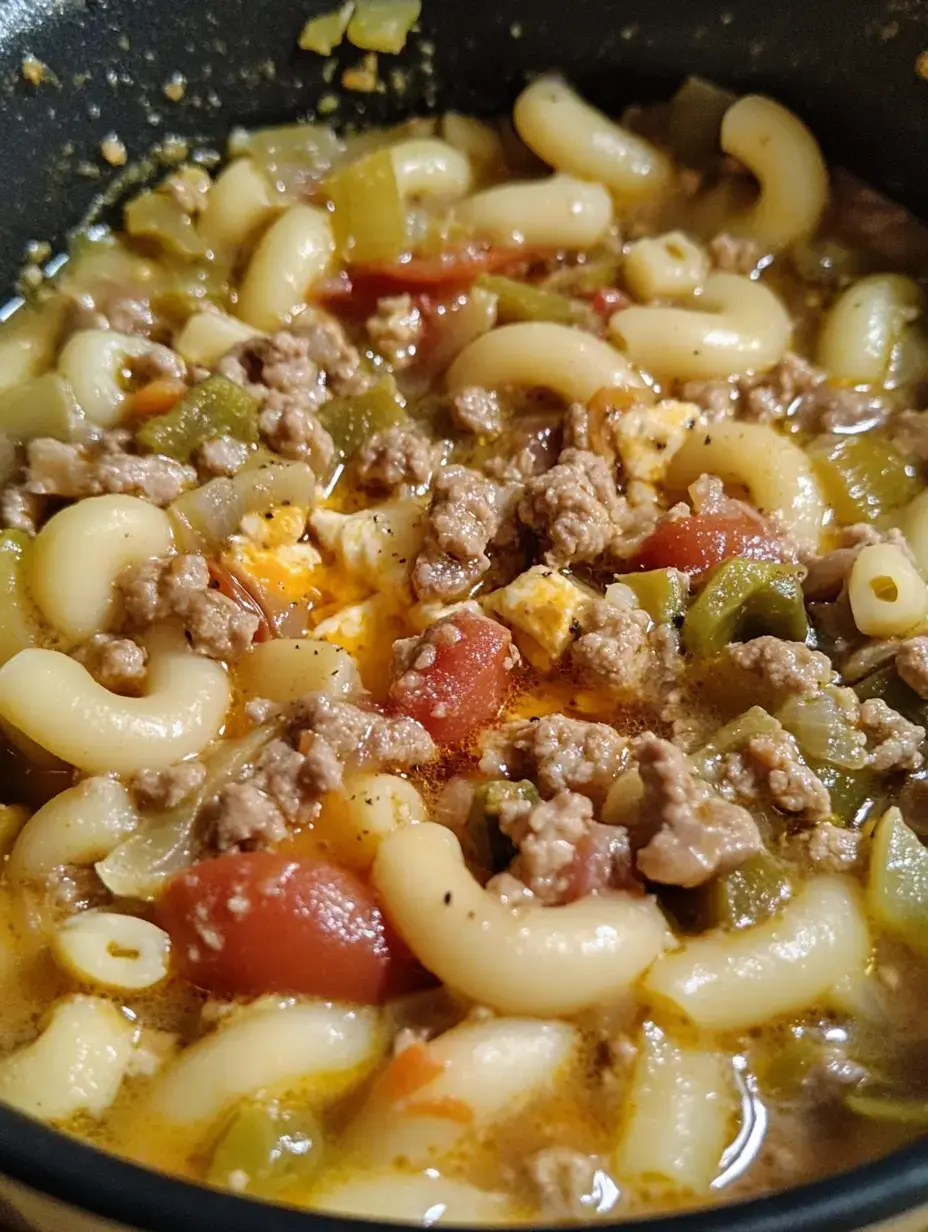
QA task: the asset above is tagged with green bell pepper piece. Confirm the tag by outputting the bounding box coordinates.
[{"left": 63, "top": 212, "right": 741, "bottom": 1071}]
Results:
[
  {"left": 476, "top": 275, "right": 598, "bottom": 331},
  {"left": 466, "top": 779, "right": 538, "bottom": 873},
  {"left": 683, "top": 558, "right": 809, "bottom": 657},
  {"left": 699, "top": 851, "right": 793, "bottom": 931},
  {"left": 614, "top": 569, "right": 688, "bottom": 625},
  {"left": 755, "top": 1033, "right": 825, "bottom": 1099},
  {"left": 853, "top": 664, "right": 928, "bottom": 727},
  {"left": 208, "top": 1100, "right": 324, "bottom": 1197},
  {"left": 867, "top": 806, "right": 928, "bottom": 955},
  {"left": 807, "top": 758, "right": 881, "bottom": 827},
  {"left": 808, "top": 433, "right": 922, "bottom": 524},
  {"left": 136, "top": 376, "right": 259, "bottom": 462},
  {"left": 316, "top": 379, "right": 406, "bottom": 462},
  {"left": 326, "top": 149, "right": 407, "bottom": 265},
  {"left": 689, "top": 706, "right": 783, "bottom": 779}
]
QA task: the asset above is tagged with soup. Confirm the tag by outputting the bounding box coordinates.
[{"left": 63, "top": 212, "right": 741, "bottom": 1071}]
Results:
[{"left": 0, "top": 66, "right": 926, "bottom": 1225}]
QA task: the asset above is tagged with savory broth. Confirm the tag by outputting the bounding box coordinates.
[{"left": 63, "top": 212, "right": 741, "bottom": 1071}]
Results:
[{"left": 0, "top": 67, "right": 926, "bottom": 1224}]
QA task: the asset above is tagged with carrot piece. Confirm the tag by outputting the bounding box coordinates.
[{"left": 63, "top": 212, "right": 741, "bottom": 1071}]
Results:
[
  {"left": 130, "top": 378, "right": 188, "bottom": 419},
  {"left": 368, "top": 1041, "right": 446, "bottom": 1105},
  {"left": 405, "top": 1095, "right": 475, "bottom": 1124}
]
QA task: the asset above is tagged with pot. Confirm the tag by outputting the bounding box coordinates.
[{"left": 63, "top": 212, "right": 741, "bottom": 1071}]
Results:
[{"left": 0, "top": 0, "right": 927, "bottom": 1227}]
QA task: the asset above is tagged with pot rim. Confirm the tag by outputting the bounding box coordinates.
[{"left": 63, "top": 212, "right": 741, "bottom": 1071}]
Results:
[{"left": 0, "top": 1102, "right": 925, "bottom": 1231}]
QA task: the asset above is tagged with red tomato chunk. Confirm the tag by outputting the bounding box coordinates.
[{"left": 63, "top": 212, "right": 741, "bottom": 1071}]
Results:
[
  {"left": 390, "top": 611, "right": 516, "bottom": 746},
  {"left": 158, "top": 852, "right": 425, "bottom": 1003},
  {"left": 631, "top": 511, "right": 787, "bottom": 582}
]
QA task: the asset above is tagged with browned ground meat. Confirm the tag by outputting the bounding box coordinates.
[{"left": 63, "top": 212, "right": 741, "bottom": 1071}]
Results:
[
  {"left": 413, "top": 465, "right": 503, "bottom": 602},
  {"left": 451, "top": 386, "right": 504, "bottom": 438},
  {"left": 519, "top": 448, "right": 628, "bottom": 566},
  {"left": 0, "top": 485, "right": 42, "bottom": 535},
  {"left": 858, "top": 697, "right": 925, "bottom": 771},
  {"left": 633, "top": 733, "right": 763, "bottom": 886},
  {"left": 899, "top": 775, "right": 928, "bottom": 835},
  {"left": 479, "top": 713, "right": 629, "bottom": 805},
  {"left": 356, "top": 425, "right": 438, "bottom": 493},
  {"left": 497, "top": 790, "right": 594, "bottom": 904},
  {"left": 709, "top": 232, "right": 761, "bottom": 274},
  {"left": 570, "top": 598, "right": 682, "bottom": 700},
  {"left": 718, "top": 728, "right": 832, "bottom": 818},
  {"left": 292, "top": 691, "right": 437, "bottom": 773},
  {"left": 257, "top": 396, "right": 335, "bottom": 474},
  {"left": 73, "top": 633, "right": 148, "bottom": 694},
  {"left": 366, "top": 294, "right": 423, "bottom": 369},
  {"left": 197, "top": 436, "right": 251, "bottom": 477},
  {"left": 892, "top": 409, "right": 928, "bottom": 460},
  {"left": 65, "top": 288, "right": 159, "bottom": 337},
  {"left": 726, "top": 637, "right": 834, "bottom": 698},
  {"left": 806, "top": 820, "right": 862, "bottom": 873},
  {"left": 896, "top": 636, "right": 928, "bottom": 698},
  {"left": 211, "top": 781, "right": 290, "bottom": 850},
  {"left": 118, "top": 553, "right": 259, "bottom": 660},
  {"left": 528, "top": 1148, "right": 609, "bottom": 1221},
  {"left": 25, "top": 437, "right": 196, "bottom": 506},
  {"left": 131, "top": 761, "right": 207, "bottom": 810}
]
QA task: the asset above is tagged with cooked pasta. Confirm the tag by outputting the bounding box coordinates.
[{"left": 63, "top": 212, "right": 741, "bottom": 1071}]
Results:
[{"left": 0, "top": 71, "right": 926, "bottom": 1229}]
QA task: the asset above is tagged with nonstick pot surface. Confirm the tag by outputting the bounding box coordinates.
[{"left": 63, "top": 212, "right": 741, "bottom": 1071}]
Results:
[{"left": 1, "top": 0, "right": 928, "bottom": 1228}]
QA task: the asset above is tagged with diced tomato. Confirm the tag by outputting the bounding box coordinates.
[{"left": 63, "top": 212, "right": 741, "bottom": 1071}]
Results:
[
  {"left": 390, "top": 611, "right": 515, "bottom": 746},
  {"left": 158, "top": 852, "right": 427, "bottom": 1003},
  {"left": 630, "top": 511, "right": 787, "bottom": 581},
  {"left": 590, "top": 287, "right": 631, "bottom": 318},
  {"left": 207, "top": 562, "right": 273, "bottom": 643}
]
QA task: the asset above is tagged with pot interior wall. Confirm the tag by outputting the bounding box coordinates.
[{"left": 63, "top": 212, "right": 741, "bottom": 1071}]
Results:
[{"left": 1, "top": 0, "right": 928, "bottom": 290}]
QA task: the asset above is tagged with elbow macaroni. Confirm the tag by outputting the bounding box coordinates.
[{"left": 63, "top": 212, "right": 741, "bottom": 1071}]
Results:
[
  {"left": 389, "top": 138, "right": 474, "bottom": 200},
  {"left": 238, "top": 638, "right": 362, "bottom": 703},
  {"left": 665, "top": 420, "right": 827, "bottom": 546},
  {"left": 458, "top": 175, "right": 614, "bottom": 248},
  {"left": 610, "top": 272, "right": 792, "bottom": 381},
  {"left": 624, "top": 232, "right": 709, "bottom": 302},
  {"left": 58, "top": 331, "right": 183, "bottom": 428},
  {"left": 372, "top": 822, "right": 668, "bottom": 1015},
  {"left": 51, "top": 912, "right": 171, "bottom": 992},
  {"left": 31, "top": 494, "right": 174, "bottom": 645},
  {"left": 0, "top": 626, "right": 230, "bottom": 774},
  {"left": 720, "top": 95, "right": 828, "bottom": 249},
  {"left": 818, "top": 274, "right": 922, "bottom": 385},
  {"left": 197, "top": 157, "right": 277, "bottom": 254},
  {"left": 447, "top": 322, "right": 644, "bottom": 402},
  {"left": 514, "top": 76, "right": 671, "bottom": 200},
  {"left": 237, "top": 204, "right": 335, "bottom": 331},
  {"left": 848, "top": 543, "right": 928, "bottom": 637}
]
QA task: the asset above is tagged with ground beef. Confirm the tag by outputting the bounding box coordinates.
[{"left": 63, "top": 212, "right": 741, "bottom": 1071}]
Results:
[
  {"left": 451, "top": 386, "right": 504, "bottom": 438},
  {"left": 73, "top": 633, "right": 148, "bottom": 695},
  {"left": 726, "top": 637, "right": 834, "bottom": 698},
  {"left": 484, "top": 412, "right": 563, "bottom": 482},
  {"left": 528, "top": 1149, "right": 612, "bottom": 1222},
  {"left": 25, "top": 437, "right": 196, "bottom": 507},
  {"left": 131, "top": 761, "right": 207, "bottom": 810},
  {"left": 497, "top": 790, "right": 594, "bottom": 904},
  {"left": 366, "top": 294, "right": 423, "bottom": 369},
  {"left": 478, "top": 714, "right": 629, "bottom": 805},
  {"left": 802, "top": 524, "right": 913, "bottom": 602},
  {"left": 257, "top": 395, "right": 335, "bottom": 474},
  {"left": 356, "top": 425, "right": 437, "bottom": 493},
  {"left": 118, "top": 553, "right": 258, "bottom": 661},
  {"left": 892, "top": 410, "right": 928, "bottom": 461},
  {"left": 0, "top": 485, "right": 42, "bottom": 535},
  {"left": 717, "top": 726, "right": 832, "bottom": 818},
  {"left": 896, "top": 636, "right": 928, "bottom": 699},
  {"left": 858, "top": 697, "right": 925, "bottom": 771},
  {"left": 66, "top": 288, "right": 159, "bottom": 337},
  {"left": 570, "top": 598, "right": 682, "bottom": 701},
  {"left": 131, "top": 346, "right": 187, "bottom": 386},
  {"left": 709, "top": 233, "right": 761, "bottom": 275},
  {"left": 413, "top": 465, "right": 503, "bottom": 602},
  {"left": 292, "top": 691, "right": 437, "bottom": 773},
  {"left": 519, "top": 448, "right": 628, "bottom": 567},
  {"left": 633, "top": 733, "right": 763, "bottom": 887},
  {"left": 197, "top": 435, "right": 250, "bottom": 477},
  {"left": 806, "top": 820, "right": 862, "bottom": 873},
  {"left": 211, "top": 781, "right": 289, "bottom": 850},
  {"left": 899, "top": 775, "right": 928, "bottom": 836},
  {"left": 792, "top": 388, "right": 889, "bottom": 435},
  {"left": 566, "top": 821, "right": 637, "bottom": 899}
]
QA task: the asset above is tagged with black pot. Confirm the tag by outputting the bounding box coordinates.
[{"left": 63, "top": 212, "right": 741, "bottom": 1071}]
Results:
[{"left": 1, "top": 0, "right": 928, "bottom": 1227}]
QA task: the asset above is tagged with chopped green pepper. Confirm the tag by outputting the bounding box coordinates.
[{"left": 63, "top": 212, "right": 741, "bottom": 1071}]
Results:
[
  {"left": 136, "top": 376, "right": 259, "bottom": 462},
  {"left": 317, "top": 379, "right": 406, "bottom": 462},
  {"left": 755, "top": 1033, "right": 825, "bottom": 1099},
  {"left": 613, "top": 569, "right": 688, "bottom": 625},
  {"left": 807, "top": 758, "right": 881, "bottom": 827},
  {"left": 347, "top": 0, "right": 421, "bottom": 52},
  {"left": 683, "top": 558, "right": 809, "bottom": 657},
  {"left": 689, "top": 706, "right": 783, "bottom": 780},
  {"left": 846, "top": 1092, "right": 928, "bottom": 1125},
  {"left": 208, "top": 1100, "right": 324, "bottom": 1197},
  {"left": 853, "top": 664, "right": 928, "bottom": 727},
  {"left": 807, "top": 433, "right": 922, "bottom": 524},
  {"left": 299, "top": 2, "right": 354, "bottom": 53},
  {"left": 667, "top": 76, "right": 737, "bottom": 166},
  {"left": 0, "top": 372, "right": 79, "bottom": 442},
  {"left": 476, "top": 275, "right": 598, "bottom": 331},
  {"left": 466, "top": 779, "right": 538, "bottom": 873},
  {"left": 326, "top": 149, "right": 407, "bottom": 265},
  {"left": 124, "top": 191, "right": 206, "bottom": 260},
  {"left": 699, "top": 851, "right": 793, "bottom": 931},
  {"left": 867, "top": 806, "right": 928, "bottom": 955},
  {"left": 0, "top": 531, "right": 43, "bottom": 667}
]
